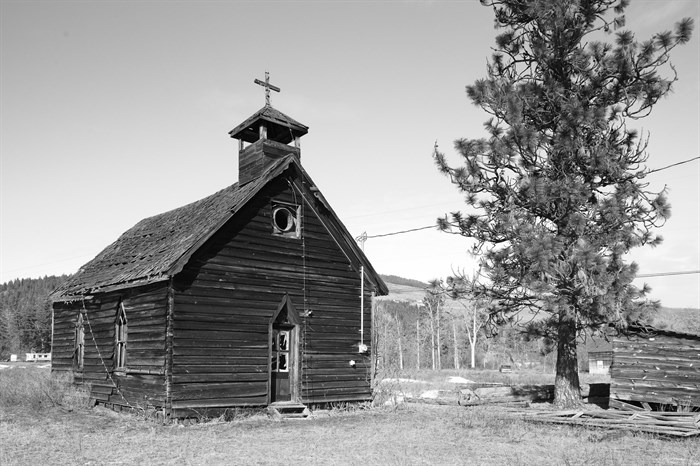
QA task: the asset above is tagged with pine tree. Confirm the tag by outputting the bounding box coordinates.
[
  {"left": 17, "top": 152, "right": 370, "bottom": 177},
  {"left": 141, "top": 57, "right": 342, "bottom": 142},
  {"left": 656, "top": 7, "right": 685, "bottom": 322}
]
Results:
[{"left": 434, "top": 0, "right": 693, "bottom": 408}]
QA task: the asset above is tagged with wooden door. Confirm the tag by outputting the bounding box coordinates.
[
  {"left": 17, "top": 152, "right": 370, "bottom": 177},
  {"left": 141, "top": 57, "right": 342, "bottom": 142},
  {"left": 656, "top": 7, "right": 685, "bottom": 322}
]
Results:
[{"left": 271, "top": 325, "right": 294, "bottom": 402}]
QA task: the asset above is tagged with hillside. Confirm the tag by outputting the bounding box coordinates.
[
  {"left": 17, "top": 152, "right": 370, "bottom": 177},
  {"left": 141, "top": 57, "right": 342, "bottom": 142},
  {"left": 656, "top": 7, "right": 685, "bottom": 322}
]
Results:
[
  {"left": 654, "top": 307, "right": 700, "bottom": 334},
  {"left": 378, "top": 275, "right": 460, "bottom": 313},
  {"left": 380, "top": 283, "right": 426, "bottom": 304}
]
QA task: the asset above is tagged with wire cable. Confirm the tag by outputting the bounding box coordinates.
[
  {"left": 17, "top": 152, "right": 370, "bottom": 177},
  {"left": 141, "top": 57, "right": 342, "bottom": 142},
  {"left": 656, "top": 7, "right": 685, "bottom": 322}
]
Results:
[
  {"left": 637, "top": 270, "right": 699, "bottom": 278},
  {"left": 366, "top": 225, "right": 437, "bottom": 239},
  {"left": 646, "top": 156, "right": 700, "bottom": 176}
]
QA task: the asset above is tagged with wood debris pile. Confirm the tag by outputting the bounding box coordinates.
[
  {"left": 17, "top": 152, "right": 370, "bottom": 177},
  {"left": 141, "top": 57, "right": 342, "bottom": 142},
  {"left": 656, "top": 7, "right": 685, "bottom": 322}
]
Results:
[
  {"left": 458, "top": 385, "right": 554, "bottom": 405},
  {"left": 402, "top": 383, "right": 608, "bottom": 407},
  {"left": 524, "top": 410, "right": 700, "bottom": 437}
]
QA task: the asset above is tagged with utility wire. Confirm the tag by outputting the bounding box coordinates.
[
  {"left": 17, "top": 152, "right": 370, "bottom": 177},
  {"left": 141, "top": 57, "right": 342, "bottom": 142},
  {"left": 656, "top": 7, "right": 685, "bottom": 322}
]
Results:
[
  {"left": 646, "top": 156, "right": 700, "bottom": 176},
  {"left": 366, "top": 225, "right": 437, "bottom": 239},
  {"left": 637, "top": 270, "right": 699, "bottom": 278}
]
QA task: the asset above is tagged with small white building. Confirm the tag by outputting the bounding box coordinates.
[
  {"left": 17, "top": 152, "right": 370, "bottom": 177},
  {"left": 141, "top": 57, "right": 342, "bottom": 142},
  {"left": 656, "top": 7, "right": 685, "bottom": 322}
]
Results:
[{"left": 25, "top": 353, "right": 52, "bottom": 362}]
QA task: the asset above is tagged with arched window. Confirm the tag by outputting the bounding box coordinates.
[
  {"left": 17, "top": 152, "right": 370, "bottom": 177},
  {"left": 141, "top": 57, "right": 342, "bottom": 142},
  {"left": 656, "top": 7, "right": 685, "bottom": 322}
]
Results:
[
  {"left": 115, "top": 303, "right": 128, "bottom": 370},
  {"left": 74, "top": 313, "right": 84, "bottom": 370}
]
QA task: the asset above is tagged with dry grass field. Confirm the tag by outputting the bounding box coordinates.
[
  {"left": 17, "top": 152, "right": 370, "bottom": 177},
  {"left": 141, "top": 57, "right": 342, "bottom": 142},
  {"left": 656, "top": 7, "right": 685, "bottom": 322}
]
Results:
[{"left": 1, "top": 366, "right": 698, "bottom": 465}]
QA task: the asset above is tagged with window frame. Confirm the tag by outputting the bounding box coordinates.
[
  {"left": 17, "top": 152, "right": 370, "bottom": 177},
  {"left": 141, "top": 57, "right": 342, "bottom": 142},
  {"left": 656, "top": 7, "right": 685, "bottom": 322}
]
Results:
[
  {"left": 270, "top": 201, "right": 301, "bottom": 239},
  {"left": 271, "top": 328, "right": 291, "bottom": 373},
  {"left": 74, "top": 312, "right": 84, "bottom": 371},
  {"left": 115, "top": 302, "right": 128, "bottom": 371}
]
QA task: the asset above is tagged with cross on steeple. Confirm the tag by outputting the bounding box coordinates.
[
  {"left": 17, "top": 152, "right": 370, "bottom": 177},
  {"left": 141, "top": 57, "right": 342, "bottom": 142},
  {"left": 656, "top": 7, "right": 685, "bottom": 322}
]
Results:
[{"left": 254, "top": 71, "right": 280, "bottom": 107}]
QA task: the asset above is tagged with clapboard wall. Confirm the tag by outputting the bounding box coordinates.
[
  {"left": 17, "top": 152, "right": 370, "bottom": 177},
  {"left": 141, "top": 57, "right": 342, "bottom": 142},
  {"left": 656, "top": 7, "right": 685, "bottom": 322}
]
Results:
[
  {"left": 170, "top": 178, "right": 372, "bottom": 415},
  {"left": 52, "top": 283, "right": 168, "bottom": 409},
  {"left": 611, "top": 327, "right": 700, "bottom": 408}
]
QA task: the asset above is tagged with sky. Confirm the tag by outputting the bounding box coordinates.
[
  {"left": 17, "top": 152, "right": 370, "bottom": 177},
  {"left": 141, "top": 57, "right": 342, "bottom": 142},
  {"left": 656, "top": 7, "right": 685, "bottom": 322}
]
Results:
[{"left": 1, "top": 0, "right": 698, "bottom": 308}]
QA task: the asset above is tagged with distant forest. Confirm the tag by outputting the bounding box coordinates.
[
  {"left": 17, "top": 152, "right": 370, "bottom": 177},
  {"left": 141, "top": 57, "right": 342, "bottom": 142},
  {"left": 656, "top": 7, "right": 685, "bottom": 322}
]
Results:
[{"left": 0, "top": 275, "right": 69, "bottom": 358}]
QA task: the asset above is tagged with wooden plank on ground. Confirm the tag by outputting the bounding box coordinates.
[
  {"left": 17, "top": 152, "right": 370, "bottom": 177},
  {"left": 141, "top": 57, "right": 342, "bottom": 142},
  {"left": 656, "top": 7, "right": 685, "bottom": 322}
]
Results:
[{"left": 523, "top": 409, "right": 700, "bottom": 437}]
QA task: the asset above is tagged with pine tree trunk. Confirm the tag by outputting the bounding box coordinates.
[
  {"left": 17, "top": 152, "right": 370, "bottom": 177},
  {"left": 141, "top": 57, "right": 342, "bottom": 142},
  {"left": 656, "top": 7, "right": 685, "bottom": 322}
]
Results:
[{"left": 553, "top": 312, "right": 582, "bottom": 408}]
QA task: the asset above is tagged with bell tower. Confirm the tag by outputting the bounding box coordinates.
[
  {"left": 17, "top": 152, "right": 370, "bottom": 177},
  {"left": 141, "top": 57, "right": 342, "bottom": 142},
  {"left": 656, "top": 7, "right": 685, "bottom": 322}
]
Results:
[{"left": 229, "top": 72, "right": 309, "bottom": 185}]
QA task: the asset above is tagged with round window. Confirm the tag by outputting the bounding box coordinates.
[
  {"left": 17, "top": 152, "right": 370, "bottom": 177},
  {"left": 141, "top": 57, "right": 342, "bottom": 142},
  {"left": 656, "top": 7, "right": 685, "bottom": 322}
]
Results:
[{"left": 272, "top": 206, "right": 296, "bottom": 233}]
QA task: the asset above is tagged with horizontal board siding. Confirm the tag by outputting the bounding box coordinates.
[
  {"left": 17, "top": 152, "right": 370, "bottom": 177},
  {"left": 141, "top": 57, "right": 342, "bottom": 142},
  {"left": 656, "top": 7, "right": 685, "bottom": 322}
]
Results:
[
  {"left": 111, "top": 374, "right": 167, "bottom": 406},
  {"left": 611, "top": 331, "right": 700, "bottom": 407},
  {"left": 172, "top": 179, "right": 373, "bottom": 410},
  {"left": 51, "top": 283, "right": 168, "bottom": 410}
]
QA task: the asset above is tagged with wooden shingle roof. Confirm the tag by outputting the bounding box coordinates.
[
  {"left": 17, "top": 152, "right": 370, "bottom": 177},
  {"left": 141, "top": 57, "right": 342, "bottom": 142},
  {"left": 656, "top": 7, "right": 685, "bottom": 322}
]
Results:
[{"left": 52, "top": 155, "right": 388, "bottom": 300}]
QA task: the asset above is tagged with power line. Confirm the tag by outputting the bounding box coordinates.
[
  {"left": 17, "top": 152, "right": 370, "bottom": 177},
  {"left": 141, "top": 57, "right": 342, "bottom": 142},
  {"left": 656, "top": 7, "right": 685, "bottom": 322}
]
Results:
[
  {"left": 646, "top": 156, "right": 700, "bottom": 176},
  {"left": 637, "top": 270, "right": 699, "bottom": 278},
  {"left": 366, "top": 225, "right": 437, "bottom": 239}
]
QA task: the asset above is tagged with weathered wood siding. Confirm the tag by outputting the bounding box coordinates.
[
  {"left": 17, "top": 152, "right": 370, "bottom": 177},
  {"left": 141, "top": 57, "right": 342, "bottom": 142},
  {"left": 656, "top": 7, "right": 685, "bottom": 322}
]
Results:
[
  {"left": 611, "top": 330, "right": 700, "bottom": 408},
  {"left": 51, "top": 283, "right": 168, "bottom": 409},
  {"left": 171, "top": 178, "right": 372, "bottom": 414}
]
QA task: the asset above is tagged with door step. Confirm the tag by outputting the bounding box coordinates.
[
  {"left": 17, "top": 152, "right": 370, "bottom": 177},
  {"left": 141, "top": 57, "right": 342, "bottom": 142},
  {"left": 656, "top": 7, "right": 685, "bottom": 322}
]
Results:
[{"left": 268, "top": 402, "right": 310, "bottom": 419}]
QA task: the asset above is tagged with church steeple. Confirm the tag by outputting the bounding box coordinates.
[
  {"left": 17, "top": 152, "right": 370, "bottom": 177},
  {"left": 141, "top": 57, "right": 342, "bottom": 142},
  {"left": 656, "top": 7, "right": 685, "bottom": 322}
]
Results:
[{"left": 228, "top": 72, "right": 309, "bottom": 185}]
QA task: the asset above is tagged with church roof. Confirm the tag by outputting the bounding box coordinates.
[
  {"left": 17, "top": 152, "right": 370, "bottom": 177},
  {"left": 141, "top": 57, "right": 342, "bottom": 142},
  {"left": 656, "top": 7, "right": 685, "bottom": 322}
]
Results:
[{"left": 52, "top": 155, "right": 387, "bottom": 300}]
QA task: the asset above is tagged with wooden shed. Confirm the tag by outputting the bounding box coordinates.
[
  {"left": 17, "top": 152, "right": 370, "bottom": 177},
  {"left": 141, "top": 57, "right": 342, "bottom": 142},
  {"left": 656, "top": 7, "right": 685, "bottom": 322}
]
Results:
[
  {"left": 610, "top": 325, "right": 700, "bottom": 410},
  {"left": 50, "top": 89, "right": 388, "bottom": 418}
]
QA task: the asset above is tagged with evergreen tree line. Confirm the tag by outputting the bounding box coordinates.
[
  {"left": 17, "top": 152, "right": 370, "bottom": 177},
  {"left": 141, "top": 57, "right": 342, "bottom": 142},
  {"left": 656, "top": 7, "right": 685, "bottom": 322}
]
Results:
[{"left": 0, "top": 275, "right": 69, "bottom": 359}]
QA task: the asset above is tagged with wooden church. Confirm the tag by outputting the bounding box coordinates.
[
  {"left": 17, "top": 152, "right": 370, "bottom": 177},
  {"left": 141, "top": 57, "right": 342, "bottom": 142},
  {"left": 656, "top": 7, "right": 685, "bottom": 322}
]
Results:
[{"left": 50, "top": 74, "right": 388, "bottom": 418}]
